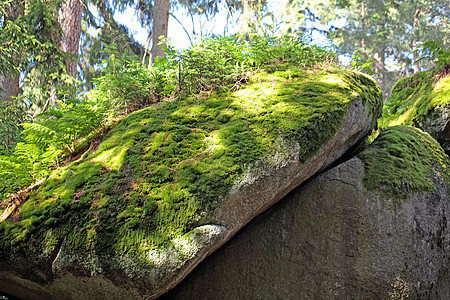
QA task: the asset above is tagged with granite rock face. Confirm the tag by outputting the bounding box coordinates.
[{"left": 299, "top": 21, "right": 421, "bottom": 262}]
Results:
[
  {"left": 162, "top": 137, "right": 449, "bottom": 299},
  {"left": 0, "top": 225, "right": 228, "bottom": 300}
]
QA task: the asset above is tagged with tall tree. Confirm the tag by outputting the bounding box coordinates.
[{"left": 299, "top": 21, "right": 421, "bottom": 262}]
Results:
[
  {"left": 151, "top": 0, "right": 170, "bottom": 62},
  {"left": 79, "top": 0, "right": 147, "bottom": 90},
  {"left": 59, "top": 0, "right": 83, "bottom": 77},
  {"left": 18, "top": 0, "right": 73, "bottom": 113},
  {"left": 396, "top": 0, "right": 449, "bottom": 73},
  {"left": 0, "top": 0, "right": 23, "bottom": 103}
]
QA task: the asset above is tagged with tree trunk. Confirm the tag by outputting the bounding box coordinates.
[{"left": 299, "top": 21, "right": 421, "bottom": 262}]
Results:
[
  {"left": 0, "top": 0, "right": 23, "bottom": 103},
  {"left": 360, "top": 0, "right": 366, "bottom": 51},
  {"left": 0, "top": 75, "right": 19, "bottom": 103},
  {"left": 412, "top": 8, "right": 422, "bottom": 74},
  {"left": 151, "top": 0, "right": 170, "bottom": 63},
  {"left": 59, "top": 0, "right": 83, "bottom": 77},
  {"left": 374, "top": 48, "right": 388, "bottom": 99},
  {"left": 240, "top": 0, "right": 251, "bottom": 34}
]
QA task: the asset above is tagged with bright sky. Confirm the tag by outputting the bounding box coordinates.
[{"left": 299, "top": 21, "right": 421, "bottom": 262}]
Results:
[
  {"left": 114, "top": 2, "right": 237, "bottom": 50},
  {"left": 114, "top": 0, "right": 332, "bottom": 50},
  {"left": 112, "top": 1, "right": 355, "bottom": 66}
]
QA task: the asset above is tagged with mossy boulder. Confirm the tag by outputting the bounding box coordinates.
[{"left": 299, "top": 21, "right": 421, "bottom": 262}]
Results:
[
  {"left": 163, "top": 126, "right": 449, "bottom": 299},
  {"left": 380, "top": 72, "right": 450, "bottom": 154},
  {"left": 0, "top": 67, "right": 382, "bottom": 299}
]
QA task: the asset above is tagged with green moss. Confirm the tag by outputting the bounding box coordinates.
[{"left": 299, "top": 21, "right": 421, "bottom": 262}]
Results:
[
  {"left": 379, "top": 72, "right": 450, "bottom": 129},
  {"left": 359, "top": 126, "right": 449, "bottom": 208},
  {"left": 0, "top": 66, "right": 381, "bottom": 262}
]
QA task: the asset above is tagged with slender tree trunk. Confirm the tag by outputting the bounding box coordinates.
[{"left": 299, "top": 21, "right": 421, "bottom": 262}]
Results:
[
  {"left": 374, "top": 48, "right": 388, "bottom": 99},
  {"left": 361, "top": 0, "right": 366, "bottom": 51},
  {"left": 240, "top": 0, "right": 251, "bottom": 34},
  {"left": 59, "top": 0, "right": 83, "bottom": 77},
  {"left": 0, "top": 0, "right": 23, "bottom": 103},
  {"left": 45, "top": 0, "right": 83, "bottom": 106},
  {"left": 151, "top": 0, "right": 170, "bottom": 63},
  {"left": 412, "top": 8, "right": 422, "bottom": 73},
  {"left": 0, "top": 74, "right": 19, "bottom": 103}
]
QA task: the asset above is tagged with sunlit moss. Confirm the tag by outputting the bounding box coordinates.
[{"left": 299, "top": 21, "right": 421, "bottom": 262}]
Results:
[
  {"left": 320, "top": 73, "right": 348, "bottom": 88},
  {"left": 0, "top": 65, "right": 382, "bottom": 263},
  {"left": 359, "top": 126, "right": 449, "bottom": 208},
  {"left": 91, "top": 128, "right": 139, "bottom": 171},
  {"left": 379, "top": 71, "right": 450, "bottom": 129},
  {"left": 431, "top": 76, "right": 450, "bottom": 106}
]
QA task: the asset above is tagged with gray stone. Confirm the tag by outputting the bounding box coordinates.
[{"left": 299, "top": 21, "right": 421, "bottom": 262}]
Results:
[{"left": 162, "top": 157, "right": 449, "bottom": 300}]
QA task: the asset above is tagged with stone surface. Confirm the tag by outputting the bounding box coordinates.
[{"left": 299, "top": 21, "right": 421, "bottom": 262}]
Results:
[
  {"left": 208, "top": 97, "right": 375, "bottom": 240},
  {"left": 162, "top": 157, "right": 449, "bottom": 300},
  {"left": 0, "top": 225, "right": 228, "bottom": 300}
]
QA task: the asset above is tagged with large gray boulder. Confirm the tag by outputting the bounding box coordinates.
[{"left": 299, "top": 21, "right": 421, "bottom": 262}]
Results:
[
  {"left": 0, "top": 69, "right": 382, "bottom": 299},
  {"left": 0, "top": 98, "right": 375, "bottom": 298},
  {"left": 162, "top": 126, "right": 450, "bottom": 299}
]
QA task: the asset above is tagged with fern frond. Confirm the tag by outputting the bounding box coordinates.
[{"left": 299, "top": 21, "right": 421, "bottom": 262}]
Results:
[{"left": 21, "top": 122, "right": 56, "bottom": 145}]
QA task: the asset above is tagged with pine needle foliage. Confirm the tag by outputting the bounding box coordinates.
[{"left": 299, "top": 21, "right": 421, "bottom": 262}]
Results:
[{"left": 0, "top": 100, "right": 26, "bottom": 155}]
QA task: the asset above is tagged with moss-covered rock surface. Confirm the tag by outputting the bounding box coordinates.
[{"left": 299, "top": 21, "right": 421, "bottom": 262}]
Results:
[
  {"left": 0, "top": 66, "right": 382, "bottom": 299},
  {"left": 359, "top": 125, "right": 449, "bottom": 207},
  {"left": 380, "top": 72, "right": 450, "bottom": 153}
]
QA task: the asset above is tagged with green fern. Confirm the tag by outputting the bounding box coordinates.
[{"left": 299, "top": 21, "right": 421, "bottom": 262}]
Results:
[
  {"left": 1, "top": 96, "right": 107, "bottom": 201},
  {"left": 415, "top": 40, "right": 450, "bottom": 70},
  {"left": 21, "top": 123, "right": 56, "bottom": 146}
]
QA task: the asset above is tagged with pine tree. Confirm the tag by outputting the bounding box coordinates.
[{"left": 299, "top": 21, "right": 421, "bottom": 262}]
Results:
[
  {"left": 59, "top": 0, "right": 83, "bottom": 77},
  {"left": 304, "top": 0, "right": 450, "bottom": 98}
]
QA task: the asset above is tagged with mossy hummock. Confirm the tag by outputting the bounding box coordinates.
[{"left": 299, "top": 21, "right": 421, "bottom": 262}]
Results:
[
  {"left": 0, "top": 66, "right": 381, "bottom": 277},
  {"left": 359, "top": 125, "right": 449, "bottom": 207},
  {"left": 380, "top": 71, "right": 450, "bottom": 129}
]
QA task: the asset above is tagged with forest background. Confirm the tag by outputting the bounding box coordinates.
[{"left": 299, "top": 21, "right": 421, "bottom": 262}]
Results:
[{"left": 0, "top": 0, "right": 449, "bottom": 200}]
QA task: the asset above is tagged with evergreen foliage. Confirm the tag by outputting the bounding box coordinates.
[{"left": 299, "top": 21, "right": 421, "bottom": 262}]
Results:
[
  {"left": 0, "top": 100, "right": 26, "bottom": 155},
  {"left": 0, "top": 0, "right": 73, "bottom": 113},
  {"left": 292, "top": 0, "right": 450, "bottom": 97}
]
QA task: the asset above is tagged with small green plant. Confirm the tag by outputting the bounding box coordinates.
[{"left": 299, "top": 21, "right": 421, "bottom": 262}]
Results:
[
  {"left": 0, "top": 92, "right": 108, "bottom": 201},
  {"left": 23, "top": 98, "right": 107, "bottom": 154},
  {"left": 415, "top": 40, "right": 450, "bottom": 68},
  {"left": 350, "top": 50, "right": 375, "bottom": 75},
  {"left": 89, "top": 36, "right": 336, "bottom": 115},
  {"left": 90, "top": 45, "right": 160, "bottom": 114},
  {"left": 175, "top": 34, "right": 336, "bottom": 94},
  {"left": 415, "top": 40, "right": 450, "bottom": 78}
]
